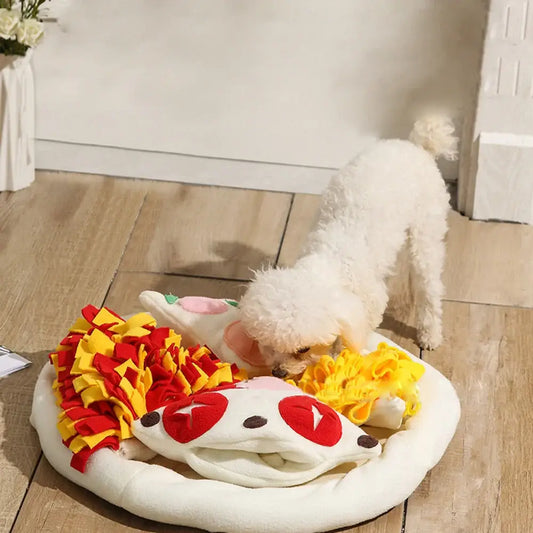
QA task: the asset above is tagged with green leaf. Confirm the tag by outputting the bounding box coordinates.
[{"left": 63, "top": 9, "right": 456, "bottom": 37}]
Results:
[{"left": 0, "top": 38, "right": 29, "bottom": 57}]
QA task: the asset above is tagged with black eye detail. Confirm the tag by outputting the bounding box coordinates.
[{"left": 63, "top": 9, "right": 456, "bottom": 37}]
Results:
[
  {"left": 297, "top": 346, "right": 310, "bottom": 354},
  {"left": 140, "top": 411, "right": 160, "bottom": 427}
]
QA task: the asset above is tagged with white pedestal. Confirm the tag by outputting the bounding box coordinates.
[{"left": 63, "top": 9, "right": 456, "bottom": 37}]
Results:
[
  {"left": 0, "top": 52, "right": 35, "bottom": 192},
  {"left": 459, "top": 0, "right": 533, "bottom": 224},
  {"left": 474, "top": 133, "right": 533, "bottom": 223}
]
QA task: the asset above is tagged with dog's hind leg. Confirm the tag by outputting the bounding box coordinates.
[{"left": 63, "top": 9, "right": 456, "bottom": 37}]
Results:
[{"left": 407, "top": 212, "right": 447, "bottom": 350}]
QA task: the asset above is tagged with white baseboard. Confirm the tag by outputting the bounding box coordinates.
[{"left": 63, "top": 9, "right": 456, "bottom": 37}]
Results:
[
  {"left": 36, "top": 139, "right": 458, "bottom": 196},
  {"left": 35, "top": 140, "right": 336, "bottom": 194}
]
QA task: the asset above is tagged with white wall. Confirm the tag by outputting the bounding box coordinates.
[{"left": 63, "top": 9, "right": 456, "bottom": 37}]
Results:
[{"left": 34, "top": 0, "right": 487, "bottom": 191}]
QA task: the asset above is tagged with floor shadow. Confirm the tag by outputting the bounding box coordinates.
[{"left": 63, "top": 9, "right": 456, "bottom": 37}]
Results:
[
  {"left": 326, "top": 507, "right": 397, "bottom": 532},
  {"left": 172, "top": 240, "right": 274, "bottom": 281},
  {"left": 379, "top": 313, "right": 419, "bottom": 348}
]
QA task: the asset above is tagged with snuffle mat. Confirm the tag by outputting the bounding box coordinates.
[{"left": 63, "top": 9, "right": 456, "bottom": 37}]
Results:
[{"left": 31, "top": 292, "right": 460, "bottom": 533}]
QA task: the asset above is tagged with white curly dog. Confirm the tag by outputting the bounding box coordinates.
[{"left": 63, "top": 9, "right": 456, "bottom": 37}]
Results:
[{"left": 240, "top": 116, "right": 457, "bottom": 378}]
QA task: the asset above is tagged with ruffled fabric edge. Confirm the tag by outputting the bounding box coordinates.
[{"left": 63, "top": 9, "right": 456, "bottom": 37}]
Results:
[
  {"left": 287, "top": 343, "right": 425, "bottom": 425},
  {"left": 48, "top": 304, "right": 246, "bottom": 472}
]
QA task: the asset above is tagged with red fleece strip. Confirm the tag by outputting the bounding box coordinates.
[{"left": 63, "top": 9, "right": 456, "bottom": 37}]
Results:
[
  {"left": 75, "top": 415, "right": 120, "bottom": 436},
  {"left": 49, "top": 304, "right": 245, "bottom": 473},
  {"left": 71, "top": 436, "right": 120, "bottom": 473}
]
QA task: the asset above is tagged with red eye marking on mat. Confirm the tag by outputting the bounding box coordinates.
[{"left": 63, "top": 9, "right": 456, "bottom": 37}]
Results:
[
  {"left": 278, "top": 395, "right": 342, "bottom": 446},
  {"left": 163, "top": 392, "right": 228, "bottom": 443}
]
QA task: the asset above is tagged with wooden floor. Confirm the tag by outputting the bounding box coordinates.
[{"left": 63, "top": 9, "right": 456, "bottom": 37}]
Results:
[{"left": 1, "top": 171, "right": 533, "bottom": 533}]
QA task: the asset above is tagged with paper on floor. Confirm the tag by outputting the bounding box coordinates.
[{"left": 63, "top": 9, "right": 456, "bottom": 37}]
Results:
[{"left": 0, "top": 345, "right": 31, "bottom": 378}]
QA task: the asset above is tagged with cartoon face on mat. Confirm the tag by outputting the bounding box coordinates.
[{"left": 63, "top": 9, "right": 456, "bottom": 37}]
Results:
[{"left": 132, "top": 377, "right": 381, "bottom": 487}]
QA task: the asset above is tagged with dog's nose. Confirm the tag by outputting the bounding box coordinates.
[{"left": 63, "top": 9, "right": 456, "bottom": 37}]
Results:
[
  {"left": 243, "top": 415, "right": 268, "bottom": 429},
  {"left": 271, "top": 367, "right": 288, "bottom": 378},
  {"left": 357, "top": 435, "right": 379, "bottom": 448},
  {"left": 140, "top": 411, "right": 161, "bottom": 427}
]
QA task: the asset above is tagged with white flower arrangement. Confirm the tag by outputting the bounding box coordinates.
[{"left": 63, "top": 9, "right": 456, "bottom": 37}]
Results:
[{"left": 0, "top": 0, "right": 49, "bottom": 56}]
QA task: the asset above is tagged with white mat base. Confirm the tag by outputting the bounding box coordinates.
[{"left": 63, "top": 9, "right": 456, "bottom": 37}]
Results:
[{"left": 31, "top": 332, "right": 460, "bottom": 533}]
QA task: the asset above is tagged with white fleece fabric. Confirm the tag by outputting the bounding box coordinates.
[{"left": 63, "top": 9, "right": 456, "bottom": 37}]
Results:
[
  {"left": 139, "top": 291, "right": 270, "bottom": 377},
  {"left": 139, "top": 290, "right": 418, "bottom": 431},
  {"left": 131, "top": 376, "right": 381, "bottom": 488},
  {"left": 31, "top": 332, "right": 460, "bottom": 533}
]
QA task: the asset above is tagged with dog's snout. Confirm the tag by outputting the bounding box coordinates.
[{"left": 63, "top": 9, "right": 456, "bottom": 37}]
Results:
[
  {"left": 243, "top": 415, "right": 268, "bottom": 429},
  {"left": 271, "top": 366, "right": 288, "bottom": 378},
  {"left": 140, "top": 411, "right": 161, "bottom": 427}
]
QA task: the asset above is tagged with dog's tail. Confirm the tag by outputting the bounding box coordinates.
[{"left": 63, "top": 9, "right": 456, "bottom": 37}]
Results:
[{"left": 408, "top": 115, "right": 458, "bottom": 161}]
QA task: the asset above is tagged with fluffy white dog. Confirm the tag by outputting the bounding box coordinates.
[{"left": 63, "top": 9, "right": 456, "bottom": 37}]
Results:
[{"left": 239, "top": 116, "right": 457, "bottom": 378}]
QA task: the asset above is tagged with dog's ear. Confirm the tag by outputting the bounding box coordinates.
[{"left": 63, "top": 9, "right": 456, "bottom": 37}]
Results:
[{"left": 335, "top": 294, "right": 369, "bottom": 352}]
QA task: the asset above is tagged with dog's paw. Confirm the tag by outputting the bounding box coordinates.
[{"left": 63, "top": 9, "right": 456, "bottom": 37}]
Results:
[
  {"left": 116, "top": 437, "right": 158, "bottom": 461},
  {"left": 417, "top": 324, "right": 443, "bottom": 351}
]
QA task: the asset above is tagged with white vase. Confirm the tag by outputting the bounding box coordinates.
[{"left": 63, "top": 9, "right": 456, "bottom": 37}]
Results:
[{"left": 0, "top": 50, "right": 35, "bottom": 192}]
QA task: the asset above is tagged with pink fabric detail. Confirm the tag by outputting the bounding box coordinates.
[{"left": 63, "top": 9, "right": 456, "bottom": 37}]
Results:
[
  {"left": 179, "top": 296, "right": 228, "bottom": 315},
  {"left": 237, "top": 376, "right": 298, "bottom": 392},
  {"left": 223, "top": 321, "right": 269, "bottom": 368}
]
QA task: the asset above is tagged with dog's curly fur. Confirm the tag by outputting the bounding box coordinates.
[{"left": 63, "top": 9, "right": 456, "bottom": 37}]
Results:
[{"left": 240, "top": 116, "right": 457, "bottom": 377}]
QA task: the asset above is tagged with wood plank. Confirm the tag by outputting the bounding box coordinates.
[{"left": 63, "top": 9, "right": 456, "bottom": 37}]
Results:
[
  {"left": 277, "top": 193, "right": 321, "bottom": 267},
  {"left": 0, "top": 350, "right": 48, "bottom": 533},
  {"left": 0, "top": 171, "right": 146, "bottom": 532},
  {"left": 343, "top": 506, "right": 405, "bottom": 533},
  {"left": 405, "top": 301, "right": 533, "bottom": 532},
  {"left": 444, "top": 210, "right": 533, "bottom": 307},
  {"left": 0, "top": 171, "right": 147, "bottom": 352},
  {"left": 7, "top": 175, "right": 533, "bottom": 533},
  {"left": 119, "top": 181, "right": 292, "bottom": 280}
]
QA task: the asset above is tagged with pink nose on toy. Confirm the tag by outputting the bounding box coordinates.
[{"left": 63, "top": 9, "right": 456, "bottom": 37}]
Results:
[{"left": 179, "top": 296, "right": 229, "bottom": 314}]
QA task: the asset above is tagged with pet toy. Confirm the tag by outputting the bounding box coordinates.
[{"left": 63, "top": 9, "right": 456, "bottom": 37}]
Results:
[
  {"left": 287, "top": 343, "right": 425, "bottom": 429},
  {"left": 47, "top": 304, "right": 381, "bottom": 485},
  {"left": 140, "top": 291, "right": 425, "bottom": 429},
  {"left": 48, "top": 304, "right": 245, "bottom": 472},
  {"left": 32, "top": 299, "right": 460, "bottom": 531},
  {"left": 139, "top": 291, "right": 270, "bottom": 375},
  {"left": 132, "top": 376, "right": 381, "bottom": 487}
]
